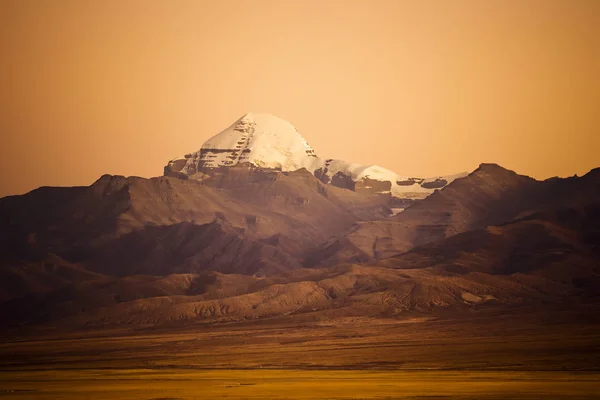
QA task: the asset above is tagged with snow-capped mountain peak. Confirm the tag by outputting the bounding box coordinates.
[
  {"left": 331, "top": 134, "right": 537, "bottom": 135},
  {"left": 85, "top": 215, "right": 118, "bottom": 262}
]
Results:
[
  {"left": 167, "top": 113, "right": 319, "bottom": 175},
  {"left": 165, "top": 114, "right": 467, "bottom": 199}
]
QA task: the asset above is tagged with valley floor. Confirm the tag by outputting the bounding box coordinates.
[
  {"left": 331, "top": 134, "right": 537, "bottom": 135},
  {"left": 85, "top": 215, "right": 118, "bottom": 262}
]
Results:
[
  {"left": 1, "top": 369, "right": 599, "bottom": 400},
  {"left": 1, "top": 306, "right": 599, "bottom": 399}
]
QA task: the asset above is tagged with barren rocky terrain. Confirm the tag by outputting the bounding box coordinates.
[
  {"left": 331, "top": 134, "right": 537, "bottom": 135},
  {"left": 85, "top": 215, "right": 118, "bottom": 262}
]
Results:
[
  {"left": 1, "top": 160, "right": 599, "bottom": 399},
  {"left": 1, "top": 163, "right": 599, "bottom": 331}
]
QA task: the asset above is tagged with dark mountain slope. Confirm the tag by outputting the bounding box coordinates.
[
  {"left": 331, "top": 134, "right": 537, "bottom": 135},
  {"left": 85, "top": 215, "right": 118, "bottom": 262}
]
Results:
[
  {"left": 379, "top": 202, "right": 600, "bottom": 295},
  {"left": 0, "top": 254, "right": 103, "bottom": 303},
  {"left": 2, "top": 202, "right": 598, "bottom": 329},
  {"left": 307, "top": 165, "right": 600, "bottom": 267},
  {"left": 0, "top": 167, "right": 390, "bottom": 276},
  {"left": 86, "top": 220, "right": 302, "bottom": 276}
]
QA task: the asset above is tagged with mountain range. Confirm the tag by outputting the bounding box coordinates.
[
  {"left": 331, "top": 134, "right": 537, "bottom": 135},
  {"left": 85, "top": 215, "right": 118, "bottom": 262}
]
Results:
[{"left": 1, "top": 113, "right": 599, "bottom": 331}]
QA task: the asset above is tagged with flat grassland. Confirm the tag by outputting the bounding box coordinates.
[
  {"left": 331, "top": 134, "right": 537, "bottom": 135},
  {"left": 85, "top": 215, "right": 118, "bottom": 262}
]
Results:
[
  {"left": 1, "top": 369, "right": 600, "bottom": 399},
  {"left": 1, "top": 308, "right": 599, "bottom": 399}
]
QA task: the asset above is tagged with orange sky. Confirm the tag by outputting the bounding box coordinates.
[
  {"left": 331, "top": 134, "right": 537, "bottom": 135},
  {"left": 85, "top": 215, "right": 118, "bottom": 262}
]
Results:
[{"left": 1, "top": 0, "right": 599, "bottom": 198}]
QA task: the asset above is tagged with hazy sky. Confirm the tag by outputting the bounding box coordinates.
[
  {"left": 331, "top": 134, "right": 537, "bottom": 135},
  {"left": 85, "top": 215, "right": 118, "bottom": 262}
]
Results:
[{"left": 1, "top": 0, "right": 599, "bottom": 197}]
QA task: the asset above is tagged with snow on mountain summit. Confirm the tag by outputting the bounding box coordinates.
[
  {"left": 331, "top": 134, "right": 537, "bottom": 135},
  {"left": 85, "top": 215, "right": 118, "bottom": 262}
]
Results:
[
  {"left": 167, "top": 113, "right": 319, "bottom": 174},
  {"left": 165, "top": 113, "right": 467, "bottom": 199}
]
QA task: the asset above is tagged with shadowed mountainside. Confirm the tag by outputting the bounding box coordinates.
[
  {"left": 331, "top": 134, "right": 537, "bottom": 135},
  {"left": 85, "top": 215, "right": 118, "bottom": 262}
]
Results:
[
  {"left": 1, "top": 203, "right": 599, "bottom": 329},
  {"left": 0, "top": 163, "right": 599, "bottom": 331},
  {"left": 306, "top": 164, "right": 600, "bottom": 267},
  {"left": 0, "top": 166, "right": 390, "bottom": 276}
]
